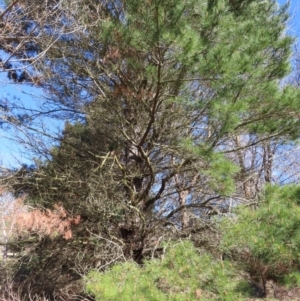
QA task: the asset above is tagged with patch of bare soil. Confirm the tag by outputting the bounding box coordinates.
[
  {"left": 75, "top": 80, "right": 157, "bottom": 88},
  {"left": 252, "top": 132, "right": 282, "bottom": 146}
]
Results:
[
  {"left": 274, "top": 285, "right": 300, "bottom": 301},
  {"left": 247, "top": 284, "right": 300, "bottom": 300},
  {"left": 246, "top": 279, "right": 300, "bottom": 301}
]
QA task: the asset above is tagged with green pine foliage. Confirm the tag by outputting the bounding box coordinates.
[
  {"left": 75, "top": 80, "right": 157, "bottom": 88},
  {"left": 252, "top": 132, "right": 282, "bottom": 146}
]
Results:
[
  {"left": 85, "top": 241, "right": 251, "bottom": 301},
  {"left": 221, "top": 184, "right": 300, "bottom": 282}
]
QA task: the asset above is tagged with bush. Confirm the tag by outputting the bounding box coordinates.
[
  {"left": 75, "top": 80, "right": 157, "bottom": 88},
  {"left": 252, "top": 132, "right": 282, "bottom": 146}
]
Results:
[
  {"left": 85, "top": 240, "right": 251, "bottom": 301},
  {"left": 221, "top": 184, "right": 300, "bottom": 283}
]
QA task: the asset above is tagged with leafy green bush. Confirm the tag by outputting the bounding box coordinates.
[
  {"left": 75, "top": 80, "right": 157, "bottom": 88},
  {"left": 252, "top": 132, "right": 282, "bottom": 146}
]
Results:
[
  {"left": 221, "top": 184, "right": 300, "bottom": 282},
  {"left": 85, "top": 241, "right": 251, "bottom": 301},
  {"left": 282, "top": 272, "right": 300, "bottom": 288}
]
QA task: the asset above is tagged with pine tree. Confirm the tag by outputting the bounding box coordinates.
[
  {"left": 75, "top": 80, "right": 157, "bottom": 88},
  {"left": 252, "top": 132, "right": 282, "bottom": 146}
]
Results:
[
  {"left": 2, "top": 0, "right": 300, "bottom": 298},
  {"left": 12, "top": 0, "right": 300, "bottom": 232}
]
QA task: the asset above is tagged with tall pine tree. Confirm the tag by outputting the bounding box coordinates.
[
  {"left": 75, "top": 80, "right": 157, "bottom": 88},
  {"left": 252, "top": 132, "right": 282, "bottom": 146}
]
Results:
[{"left": 2, "top": 0, "right": 300, "bottom": 298}]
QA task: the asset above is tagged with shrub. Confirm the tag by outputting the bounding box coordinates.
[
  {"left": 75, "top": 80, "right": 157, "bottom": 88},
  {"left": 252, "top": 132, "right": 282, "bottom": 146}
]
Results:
[
  {"left": 221, "top": 184, "right": 300, "bottom": 283},
  {"left": 85, "top": 240, "right": 251, "bottom": 301}
]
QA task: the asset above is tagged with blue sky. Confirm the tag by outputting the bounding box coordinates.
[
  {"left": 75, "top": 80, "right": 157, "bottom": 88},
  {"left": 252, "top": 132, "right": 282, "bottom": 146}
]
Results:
[
  {"left": 279, "top": 0, "right": 300, "bottom": 34},
  {"left": 0, "top": 0, "right": 299, "bottom": 168}
]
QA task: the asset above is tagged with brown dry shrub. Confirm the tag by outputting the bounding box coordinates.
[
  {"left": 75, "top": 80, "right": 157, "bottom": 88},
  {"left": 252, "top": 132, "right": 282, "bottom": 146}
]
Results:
[
  {"left": 13, "top": 204, "right": 80, "bottom": 240},
  {"left": 1, "top": 188, "right": 80, "bottom": 240}
]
